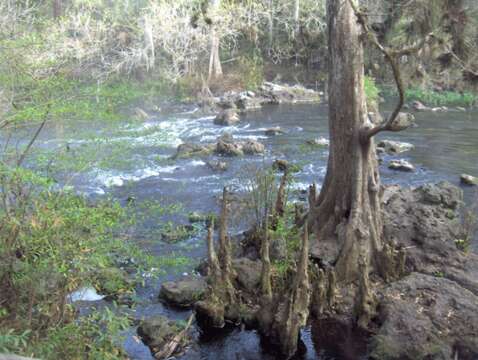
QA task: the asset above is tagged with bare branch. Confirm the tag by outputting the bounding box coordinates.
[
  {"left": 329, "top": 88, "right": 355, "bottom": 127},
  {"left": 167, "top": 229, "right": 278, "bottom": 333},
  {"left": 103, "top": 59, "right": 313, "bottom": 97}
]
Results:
[
  {"left": 17, "top": 105, "right": 50, "bottom": 167},
  {"left": 347, "top": 0, "right": 430, "bottom": 142}
]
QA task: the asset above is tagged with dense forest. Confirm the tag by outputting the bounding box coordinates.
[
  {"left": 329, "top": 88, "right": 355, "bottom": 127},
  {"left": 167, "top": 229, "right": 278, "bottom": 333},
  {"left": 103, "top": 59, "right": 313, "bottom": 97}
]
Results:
[{"left": 1, "top": 1, "right": 478, "bottom": 359}]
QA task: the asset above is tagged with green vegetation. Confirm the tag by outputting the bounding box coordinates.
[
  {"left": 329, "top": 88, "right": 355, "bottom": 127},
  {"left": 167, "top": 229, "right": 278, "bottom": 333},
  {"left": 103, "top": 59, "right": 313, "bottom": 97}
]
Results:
[
  {"left": 0, "top": 165, "right": 159, "bottom": 358},
  {"left": 364, "top": 76, "right": 380, "bottom": 103},
  {"left": 405, "top": 88, "right": 477, "bottom": 107}
]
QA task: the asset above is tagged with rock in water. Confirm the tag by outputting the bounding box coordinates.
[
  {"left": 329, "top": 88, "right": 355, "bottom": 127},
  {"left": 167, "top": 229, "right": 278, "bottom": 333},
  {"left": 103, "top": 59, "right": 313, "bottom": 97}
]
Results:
[
  {"left": 370, "top": 273, "right": 478, "bottom": 360},
  {"left": 377, "top": 140, "right": 414, "bottom": 154},
  {"left": 460, "top": 174, "right": 478, "bottom": 186},
  {"left": 216, "top": 139, "right": 243, "bottom": 157},
  {"left": 265, "top": 127, "right": 285, "bottom": 136},
  {"left": 137, "top": 316, "right": 182, "bottom": 351},
  {"left": 242, "top": 140, "right": 265, "bottom": 155},
  {"left": 159, "top": 277, "right": 206, "bottom": 308},
  {"left": 388, "top": 159, "right": 415, "bottom": 172},
  {"left": 306, "top": 137, "right": 330, "bottom": 147},
  {"left": 207, "top": 160, "right": 228, "bottom": 172},
  {"left": 172, "top": 143, "right": 214, "bottom": 159},
  {"left": 411, "top": 100, "right": 429, "bottom": 111},
  {"left": 213, "top": 109, "right": 240, "bottom": 126}
]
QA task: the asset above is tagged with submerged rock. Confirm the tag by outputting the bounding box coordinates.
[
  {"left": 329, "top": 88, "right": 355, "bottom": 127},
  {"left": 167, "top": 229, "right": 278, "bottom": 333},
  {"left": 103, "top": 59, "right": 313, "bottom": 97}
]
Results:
[
  {"left": 371, "top": 273, "right": 478, "bottom": 360},
  {"left": 265, "top": 127, "right": 285, "bottom": 136},
  {"left": 159, "top": 277, "right": 207, "bottom": 308},
  {"left": 460, "top": 174, "right": 478, "bottom": 186},
  {"left": 377, "top": 140, "right": 414, "bottom": 155},
  {"left": 207, "top": 160, "right": 228, "bottom": 172},
  {"left": 214, "top": 109, "right": 240, "bottom": 126},
  {"left": 388, "top": 159, "right": 415, "bottom": 172}
]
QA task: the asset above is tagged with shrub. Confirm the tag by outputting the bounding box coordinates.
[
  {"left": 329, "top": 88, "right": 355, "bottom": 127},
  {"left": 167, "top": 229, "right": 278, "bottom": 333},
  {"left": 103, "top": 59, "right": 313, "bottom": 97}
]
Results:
[{"left": 0, "top": 165, "right": 153, "bottom": 358}]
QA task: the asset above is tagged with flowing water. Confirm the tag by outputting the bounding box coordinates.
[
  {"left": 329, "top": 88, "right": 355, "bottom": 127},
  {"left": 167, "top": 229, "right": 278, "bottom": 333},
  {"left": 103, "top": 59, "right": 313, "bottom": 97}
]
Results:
[{"left": 3, "top": 101, "right": 478, "bottom": 359}]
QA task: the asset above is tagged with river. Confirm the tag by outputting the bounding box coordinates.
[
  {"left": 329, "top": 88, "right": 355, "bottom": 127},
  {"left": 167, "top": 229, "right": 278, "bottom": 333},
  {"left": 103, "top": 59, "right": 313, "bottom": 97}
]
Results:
[{"left": 3, "top": 101, "right": 478, "bottom": 359}]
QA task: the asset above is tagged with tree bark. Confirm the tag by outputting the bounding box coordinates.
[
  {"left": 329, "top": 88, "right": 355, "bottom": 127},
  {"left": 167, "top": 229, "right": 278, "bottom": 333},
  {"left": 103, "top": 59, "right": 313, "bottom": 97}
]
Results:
[
  {"left": 52, "top": 0, "right": 62, "bottom": 19},
  {"left": 311, "top": 0, "right": 383, "bottom": 283},
  {"left": 208, "top": 0, "right": 223, "bottom": 81},
  {"left": 293, "top": 0, "right": 300, "bottom": 39}
]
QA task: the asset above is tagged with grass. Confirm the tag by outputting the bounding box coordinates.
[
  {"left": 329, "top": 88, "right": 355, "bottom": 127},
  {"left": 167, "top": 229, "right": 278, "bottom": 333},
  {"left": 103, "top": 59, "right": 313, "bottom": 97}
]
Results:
[{"left": 405, "top": 87, "right": 477, "bottom": 107}]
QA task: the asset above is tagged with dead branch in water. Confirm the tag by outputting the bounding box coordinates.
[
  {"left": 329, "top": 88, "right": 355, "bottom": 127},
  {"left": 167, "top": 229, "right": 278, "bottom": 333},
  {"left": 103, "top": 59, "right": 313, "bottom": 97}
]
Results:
[{"left": 153, "top": 313, "right": 194, "bottom": 359}]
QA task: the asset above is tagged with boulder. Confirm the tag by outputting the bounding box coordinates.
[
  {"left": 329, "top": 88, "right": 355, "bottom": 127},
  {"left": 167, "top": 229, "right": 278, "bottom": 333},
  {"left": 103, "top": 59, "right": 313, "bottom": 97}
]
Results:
[
  {"left": 383, "top": 182, "right": 478, "bottom": 295},
  {"left": 460, "top": 174, "right": 478, "bottom": 186},
  {"left": 370, "top": 273, "right": 478, "bottom": 360},
  {"left": 216, "top": 139, "right": 243, "bottom": 157},
  {"left": 207, "top": 160, "right": 228, "bottom": 172},
  {"left": 242, "top": 140, "right": 265, "bottom": 155},
  {"left": 265, "top": 127, "right": 285, "bottom": 136},
  {"left": 195, "top": 300, "right": 225, "bottom": 329},
  {"left": 377, "top": 140, "right": 414, "bottom": 154},
  {"left": 388, "top": 159, "right": 415, "bottom": 172},
  {"left": 214, "top": 109, "right": 240, "bottom": 126},
  {"left": 172, "top": 143, "right": 214, "bottom": 159},
  {"left": 232, "top": 258, "right": 262, "bottom": 293},
  {"left": 159, "top": 277, "right": 206, "bottom": 307}
]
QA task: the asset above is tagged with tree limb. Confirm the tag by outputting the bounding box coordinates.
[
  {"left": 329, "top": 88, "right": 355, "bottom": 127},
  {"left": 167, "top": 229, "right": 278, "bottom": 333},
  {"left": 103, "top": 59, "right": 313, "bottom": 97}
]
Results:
[{"left": 347, "top": 0, "right": 430, "bottom": 142}]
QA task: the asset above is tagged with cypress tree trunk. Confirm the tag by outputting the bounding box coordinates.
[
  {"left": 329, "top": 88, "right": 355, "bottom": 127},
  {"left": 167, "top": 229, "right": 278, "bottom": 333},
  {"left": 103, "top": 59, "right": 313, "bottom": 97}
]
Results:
[{"left": 311, "top": 0, "right": 383, "bottom": 283}]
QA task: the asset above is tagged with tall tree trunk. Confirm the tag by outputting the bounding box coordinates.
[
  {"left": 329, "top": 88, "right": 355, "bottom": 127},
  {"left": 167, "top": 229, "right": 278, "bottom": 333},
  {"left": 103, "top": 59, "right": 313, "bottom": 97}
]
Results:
[
  {"left": 293, "top": 0, "right": 300, "bottom": 38},
  {"left": 267, "top": 0, "right": 274, "bottom": 47},
  {"left": 52, "top": 0, "right": 62, "bottom": 19},
  {"left": 311, "top": 0, "right": 383, "bottom": 283},
  {"left": 208, "top": 0, "right": 223, "bottom": 81}
]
